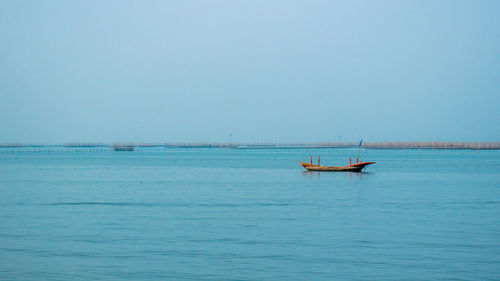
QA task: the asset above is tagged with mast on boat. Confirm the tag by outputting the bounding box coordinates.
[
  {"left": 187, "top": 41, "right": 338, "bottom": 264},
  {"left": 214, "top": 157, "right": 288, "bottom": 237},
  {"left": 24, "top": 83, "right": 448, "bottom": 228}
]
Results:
[{"left": 357, "top": 139, "right": 363, "bottom": 163}]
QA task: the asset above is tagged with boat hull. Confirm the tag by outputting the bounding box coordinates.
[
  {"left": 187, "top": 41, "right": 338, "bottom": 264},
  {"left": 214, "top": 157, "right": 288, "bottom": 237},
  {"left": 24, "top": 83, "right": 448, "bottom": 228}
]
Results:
[{"left": 300, "top": 161, "right": 375, "bottom": 172}]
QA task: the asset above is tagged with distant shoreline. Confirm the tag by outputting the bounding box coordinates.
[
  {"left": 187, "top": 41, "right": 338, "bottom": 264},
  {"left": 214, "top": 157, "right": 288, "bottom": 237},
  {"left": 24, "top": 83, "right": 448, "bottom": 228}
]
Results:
[{"left": 1, "top": 142, "right": 499, "bottom": 150}]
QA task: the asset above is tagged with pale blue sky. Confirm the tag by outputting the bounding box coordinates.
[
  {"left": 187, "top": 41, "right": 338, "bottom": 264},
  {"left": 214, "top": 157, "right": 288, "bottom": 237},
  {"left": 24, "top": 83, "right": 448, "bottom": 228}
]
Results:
[{"left": 1, "top": 0, "right": 499, "bottom": 143}]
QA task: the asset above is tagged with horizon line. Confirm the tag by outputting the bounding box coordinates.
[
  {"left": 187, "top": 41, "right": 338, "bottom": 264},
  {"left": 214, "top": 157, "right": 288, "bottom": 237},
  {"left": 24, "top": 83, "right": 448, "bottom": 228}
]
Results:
[{"left": 1, "top": 141, "right": 500, "bottom": 150}]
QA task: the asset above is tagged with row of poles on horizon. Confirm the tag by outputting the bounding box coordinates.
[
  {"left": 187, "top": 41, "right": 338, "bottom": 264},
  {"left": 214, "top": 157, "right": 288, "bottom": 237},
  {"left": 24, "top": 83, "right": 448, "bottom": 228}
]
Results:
[{"left": 227, "top": 133, "right": 350, "bottom": 147}]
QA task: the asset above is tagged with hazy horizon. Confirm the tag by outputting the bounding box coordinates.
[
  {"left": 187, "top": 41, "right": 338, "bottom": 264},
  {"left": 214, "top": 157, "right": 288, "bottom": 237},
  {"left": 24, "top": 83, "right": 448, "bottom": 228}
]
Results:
[{"left": 1, "top": 1, "right": 499, "bottom": 143}]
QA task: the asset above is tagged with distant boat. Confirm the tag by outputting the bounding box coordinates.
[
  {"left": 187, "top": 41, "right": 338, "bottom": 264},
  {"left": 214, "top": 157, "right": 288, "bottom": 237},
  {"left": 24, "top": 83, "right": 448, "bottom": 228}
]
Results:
[
  {"left": 300, "top": 161, "right": 375, "bottom": 172},
  {"left": 114, "top": 145, "right": 134, "bottom": 151},
  {"left": 300, "top": 138, "right": 375, "bottom": 172}
]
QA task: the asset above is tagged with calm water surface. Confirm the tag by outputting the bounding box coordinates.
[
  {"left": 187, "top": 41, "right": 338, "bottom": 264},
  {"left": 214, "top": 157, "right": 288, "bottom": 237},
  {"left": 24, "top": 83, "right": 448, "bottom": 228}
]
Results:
[{"left": 0, "top": 148, "right": 499, "bottom": 280}]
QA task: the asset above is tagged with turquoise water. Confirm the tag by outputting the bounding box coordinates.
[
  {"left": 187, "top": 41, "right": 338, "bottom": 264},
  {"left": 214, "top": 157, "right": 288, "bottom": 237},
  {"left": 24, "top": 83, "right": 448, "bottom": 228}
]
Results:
[{"left": 0, "top": 148, "right": 499, "bottom": 280}]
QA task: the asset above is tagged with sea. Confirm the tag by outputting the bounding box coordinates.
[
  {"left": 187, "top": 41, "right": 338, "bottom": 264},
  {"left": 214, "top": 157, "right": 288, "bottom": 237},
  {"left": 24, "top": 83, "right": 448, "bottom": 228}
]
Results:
[{"left": 0, "top": 147, "right": 499, "bottom": 280}]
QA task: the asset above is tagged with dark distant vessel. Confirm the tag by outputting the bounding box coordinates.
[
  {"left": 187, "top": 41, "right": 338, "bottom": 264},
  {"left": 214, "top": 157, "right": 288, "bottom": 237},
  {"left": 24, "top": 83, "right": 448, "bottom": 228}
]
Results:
[
  {"left": 114, "top": 144, "right": 134, "bottom": 151},
  {"left": 300, "top": 160, "right": 375, "bottom": 172}
]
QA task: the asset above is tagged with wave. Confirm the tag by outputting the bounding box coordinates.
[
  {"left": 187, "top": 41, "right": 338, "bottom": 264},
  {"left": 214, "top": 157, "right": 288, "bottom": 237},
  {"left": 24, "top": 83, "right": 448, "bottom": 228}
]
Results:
[{"left": 10, "top": 201, "right": 306, "bottom": 208}]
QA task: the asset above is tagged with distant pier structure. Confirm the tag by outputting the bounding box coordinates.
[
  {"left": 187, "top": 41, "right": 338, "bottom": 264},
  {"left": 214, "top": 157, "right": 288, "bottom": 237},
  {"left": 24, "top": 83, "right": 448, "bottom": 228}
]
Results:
[
  {"left": 114, "top": 144, "right": 134, "bottom": 151},
  {"left": 0, "top": 142, "right": 499, "bottom": 152}
]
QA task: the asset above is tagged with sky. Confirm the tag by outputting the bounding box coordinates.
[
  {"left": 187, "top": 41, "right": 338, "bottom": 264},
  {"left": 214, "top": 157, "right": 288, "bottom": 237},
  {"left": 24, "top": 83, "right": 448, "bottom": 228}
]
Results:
[{"left": 0, "top": 0, "right": 499, "bottom": 143}]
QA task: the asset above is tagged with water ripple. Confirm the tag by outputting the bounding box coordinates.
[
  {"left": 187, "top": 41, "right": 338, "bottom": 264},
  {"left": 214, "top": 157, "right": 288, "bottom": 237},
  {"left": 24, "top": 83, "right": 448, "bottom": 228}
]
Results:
[{"left": 8, "top": 201, "right": 305, "bottom": 208}]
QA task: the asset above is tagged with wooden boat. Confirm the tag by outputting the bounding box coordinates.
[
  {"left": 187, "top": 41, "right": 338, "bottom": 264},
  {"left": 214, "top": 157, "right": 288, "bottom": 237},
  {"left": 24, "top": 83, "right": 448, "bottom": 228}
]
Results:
[
  {"left": 300, "top": 161, "right": 375, "bottom": 172},
  {"left": 301, "top": 139, "right": 375, "bottom": 172}
]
